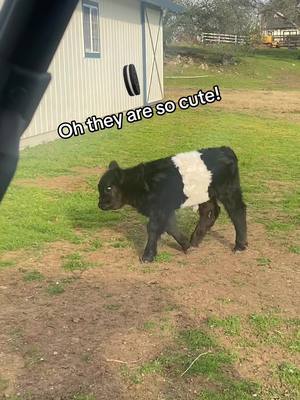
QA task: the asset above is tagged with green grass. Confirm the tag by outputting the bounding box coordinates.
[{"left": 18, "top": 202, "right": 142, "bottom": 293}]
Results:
[
  {"left": 0, "top": 376, "right": 9, "bottom": 392},
  {"left": 0, "top": 46, "right": 299, "bottom": 400},
  {"left": 142, "top": 318, "right": 175, "bottom": 334},
  {"left": 256, "top": 257, "right": 271, "bottom": 267},
  {"left": 180, "top": 328, "right": 216, "bottom": 351},
  {"left": 110, "top": 239, "right": 130, "bottom": 248},
  {"left": 165, "top": 45, "right": 300, "bottom": 91},
  {"left": 207, "top": 316, "right": 241, "bottom": 336},
  {"left": 23, "top": 270, "right": 44, "bottom": 282},
  {"left": 0, "top": 103, "right": 298, "bottom": 254},
  {"left": 198, "top": 379, "right": 260, "bottom": 400},
  {"left": 45, "top": 275, "right": 79, "bottom": 296},
  {"left": 277, "top": 362, "right": 300, "bottom": 397},
  {"left": 167, "top": 44, "right": 300, "bottom": 64},
  {"left": 62, "top": 252, "right": 91, "bottom": 272},
  {"left": 0, "top": 260, "right": 15, "bottom": 269},
  {"left": 24, "top": 345, "right": 44, "bottom": 367},
  {"left": 124, "top": 327, "right": 259, "bottom": 398},
  {"left": 155, "top": 251, "right": 173, "bottom": 263},
  {"left": 143, "top": 321, "right": 157, "bottom": 331},
  {"left": 46, "top": 282, "right": 65, "bottom": 295},
  {"left": 289, "top": 245, "right": 300, "bottom": 254},
  {"left": 89, "top": 239, "right": 102, "bottom": 250},
  {"left": 72, "top": 395, "right": 96, "bottom": 400},
  {"left": 0, "top": 187, "right": 80, "bottom": 251},
  {"left": 178, "top": 329, "right": 236, "bottom": 378},
  {"left": 4, "top": 397, "right": 20, "bottom": 400},
  {"left": 0, "top": 103, "right": 299, "bottom": 252},
  {"left": 249, "top": 313, "right": 282, "bottom": 335},
  {"left": 124, "top": 323, "right": 298, "bottom": 398},
  {"left": 105, "top": 303, "right": 121, "bottom": 311},
  {"left": 139, "top": 360, "right": 163, "bottom": 374},
  {"left": 206, "top": 313, "right": 299, "bottom": 355},
  {"left": 0, "top": 184, "right": 130, "bottom": 252}
]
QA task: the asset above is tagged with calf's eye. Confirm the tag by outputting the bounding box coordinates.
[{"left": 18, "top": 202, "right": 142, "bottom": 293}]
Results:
[{"left": 106, "top": 186, "right": 112, "bottom": 192}]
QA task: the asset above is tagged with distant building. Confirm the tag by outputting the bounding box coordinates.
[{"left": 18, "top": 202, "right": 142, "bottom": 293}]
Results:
[{"left": 261, "top": 11, "right": 300, "bottom": 37}]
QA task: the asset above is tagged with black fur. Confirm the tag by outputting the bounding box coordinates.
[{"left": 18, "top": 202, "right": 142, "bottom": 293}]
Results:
[{"left": 98, "top": 146, "right": 247, "bottom": 262}]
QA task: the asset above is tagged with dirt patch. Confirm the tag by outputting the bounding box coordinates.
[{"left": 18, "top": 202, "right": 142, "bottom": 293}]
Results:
[
  {"left": 16, "top": 175, "right": 89, "bottom": 193},
  {"left": 264, "top": 180, "right": 297, "bottom": 198},
  {"left": 0, "top": 221, "right": 299, "bottom": 399},
  {"left": 15, "top": 167, "right": 106, "bottom": 193},
  {"left": 165, "top": 88, "right": 300, "bottom": 123},
  {"left": 71, "top": 166, "right": 105, "bottom": 176}
]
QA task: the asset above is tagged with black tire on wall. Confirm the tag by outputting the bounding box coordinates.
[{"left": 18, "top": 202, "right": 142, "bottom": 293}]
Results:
[{"left": 123, "top": 64, "right": 140, "bottom": 96}]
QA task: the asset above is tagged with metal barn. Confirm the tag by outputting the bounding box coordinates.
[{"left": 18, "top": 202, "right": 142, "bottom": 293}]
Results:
[{"left": 0, "top": 0, "right": 181, "bottom": 148}]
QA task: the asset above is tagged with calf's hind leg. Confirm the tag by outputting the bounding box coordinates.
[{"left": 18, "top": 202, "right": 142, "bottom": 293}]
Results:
[
  {"left": 190, "top": 199, "right": 220, "bottom": 247},
  {"left": 219, "top": 189, "right": 247, "bottom": 251},
  {"left": 166, "top": 213, "right": 190, "bottom": 253}
]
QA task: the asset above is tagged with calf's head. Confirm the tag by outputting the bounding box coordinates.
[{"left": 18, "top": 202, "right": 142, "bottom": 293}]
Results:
[{"left": 98, "top": 161, "right": 125, "bottom": 210}]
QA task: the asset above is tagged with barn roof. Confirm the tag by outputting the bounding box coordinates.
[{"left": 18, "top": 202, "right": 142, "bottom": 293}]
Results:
[
  {"left": 142, "top": 0, "right": 184, "bottom": 13},
  {"left": 262, "top": 11, "right": 298, "bottom": 30}
]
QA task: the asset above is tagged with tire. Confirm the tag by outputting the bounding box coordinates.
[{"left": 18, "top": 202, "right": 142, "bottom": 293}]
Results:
[{"left": 123, "top": 64, "right": 140, "bottom": 96}]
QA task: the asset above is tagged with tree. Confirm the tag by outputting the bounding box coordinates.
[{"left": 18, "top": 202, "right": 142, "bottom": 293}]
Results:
[
  {"left": 164, "top": 0, "right": 260, "bottom": 44},
  {"left": 261, "top": 0, "right": 300, "bottom": 26}
]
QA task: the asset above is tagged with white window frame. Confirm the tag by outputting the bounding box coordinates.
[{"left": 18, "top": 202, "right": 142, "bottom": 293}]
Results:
[{"left": 82, "top": 0, "right": 101, "bottom": 58}]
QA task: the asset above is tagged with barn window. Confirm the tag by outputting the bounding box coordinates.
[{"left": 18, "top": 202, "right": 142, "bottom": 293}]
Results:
[{"left": 82, "top": 0, "right": 100, "bottom": 58}]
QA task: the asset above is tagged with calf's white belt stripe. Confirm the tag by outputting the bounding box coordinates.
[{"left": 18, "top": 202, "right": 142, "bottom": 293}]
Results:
[{"left": 172, "top": 151, "right": 212, "bottom": 208}]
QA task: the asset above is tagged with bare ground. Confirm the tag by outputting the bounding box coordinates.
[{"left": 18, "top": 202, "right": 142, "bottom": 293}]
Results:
[
  {"left": 0, "top": 219, "right": 299, "bottom": 399},
  {"left": 165, "top": 88, "right": 300, "bottom": 122},
  {"left": 16, "top": 167, "right": 104, "bottom": 193},
  {"left": 1, "top": 89, "right": 299, "bottom": 399}
]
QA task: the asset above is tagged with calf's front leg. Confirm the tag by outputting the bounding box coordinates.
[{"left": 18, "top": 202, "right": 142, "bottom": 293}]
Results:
[
  {"left": 166, "top": 213, "right": 190, "bottom": 253},
  {"left": 142, "top": 214, "right": 168, "bottom": 263}
]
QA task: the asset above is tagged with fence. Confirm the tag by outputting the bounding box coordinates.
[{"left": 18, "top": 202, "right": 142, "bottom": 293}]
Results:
[
  {"left": 199, "top": 32, "right": 248, "bottom": 45},
  {"left": 273, "top": 34, "right": 300, "bottom": 48}
]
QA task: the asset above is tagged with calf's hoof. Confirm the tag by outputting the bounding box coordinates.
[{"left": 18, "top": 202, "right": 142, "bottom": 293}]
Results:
[
  {"left": 140, "top": 253, "right": 155, "bottom": 263},
  {"left": 181, "top": 242, "right": 191, "bottom": 254},
  {"left": 233, "top": 242, "right": 248, "bottom": 252}
]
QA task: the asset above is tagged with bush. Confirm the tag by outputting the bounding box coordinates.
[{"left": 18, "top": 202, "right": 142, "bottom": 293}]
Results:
[{"left": 165, "top": 44, "right": 244, "bottom": 65}]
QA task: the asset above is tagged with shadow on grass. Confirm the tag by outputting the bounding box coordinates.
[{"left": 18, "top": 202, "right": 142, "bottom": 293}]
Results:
[
  {"left": 252, "top": 47, "right": 300, "bottom": 61},
  {"left": 64, "top": 195, "right": 147, "bottom": 255},
  {"left": 66, "top": 196, "right": 235, "bottom": 258}
]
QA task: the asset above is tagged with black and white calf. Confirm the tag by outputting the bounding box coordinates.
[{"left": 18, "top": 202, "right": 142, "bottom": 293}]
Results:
[{"left": 98, "top": 146, "right": 247, "bottom": 262}]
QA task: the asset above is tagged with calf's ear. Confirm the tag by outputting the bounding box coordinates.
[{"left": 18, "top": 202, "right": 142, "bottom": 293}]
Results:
[
  {"left": 116, "top": 169, "right": 125, "bottom": 185},
  {"left": 108, "top": 160, "right": 124, "bottom": 184},
  {"left": 109, "top": 160, "right": 119, "bottom": 170}
]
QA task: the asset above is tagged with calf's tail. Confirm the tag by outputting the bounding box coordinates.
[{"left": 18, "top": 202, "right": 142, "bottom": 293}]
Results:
[{"left": 220, "top": 146, "right": 240, "bottom": 181}]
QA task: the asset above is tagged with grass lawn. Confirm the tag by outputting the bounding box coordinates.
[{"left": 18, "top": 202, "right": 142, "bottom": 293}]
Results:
[
  {"left": 0, "top": 107, "right": 299, "bottom": 252},
  {"left": 0, "top": 46, "right": 299, "bottom": 399},
  {"left": 165, "top": 45, "right": 300, "bottom": 91}
]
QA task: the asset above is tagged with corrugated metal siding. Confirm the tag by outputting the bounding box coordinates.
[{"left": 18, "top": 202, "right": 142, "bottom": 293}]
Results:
[
  {"left": 23, "top": 0, "right": 143, "bottom": 140},
  {"left": 15, "top": 0, "right": 161, "bottom": 141}
]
